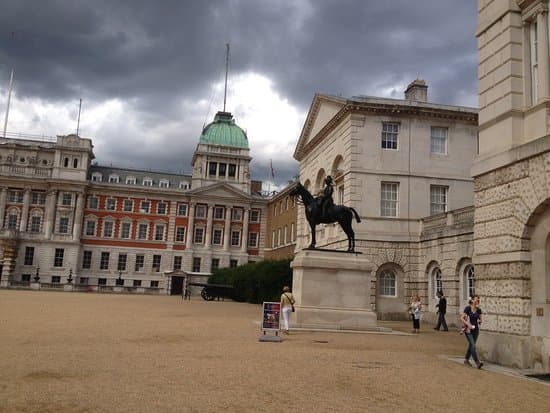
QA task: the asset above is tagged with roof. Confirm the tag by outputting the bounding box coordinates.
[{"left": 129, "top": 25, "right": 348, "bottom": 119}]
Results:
[{"left": 199, "top": 111, "right": 248, "bottom": 149}]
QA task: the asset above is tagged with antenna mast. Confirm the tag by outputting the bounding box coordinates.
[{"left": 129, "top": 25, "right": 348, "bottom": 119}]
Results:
[
  {"left": 76, "top": 99, "right": 82, "bottom": 136},
  {"left": 223, "top": 43, "right": 230, "bottom": 112}
]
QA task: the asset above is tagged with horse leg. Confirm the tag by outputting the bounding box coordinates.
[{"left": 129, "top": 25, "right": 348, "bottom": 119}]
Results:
[
  {"left": 339, "top": 215, "right": 355, "bottom": 252},
  {"left": 309, "top": 221, "right": 316, "bottom": 249}
]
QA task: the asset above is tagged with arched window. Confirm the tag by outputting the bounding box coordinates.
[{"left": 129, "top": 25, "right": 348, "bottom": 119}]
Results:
[
  {"left": 465, "top": 265, "right": 475, "bottom": 300},
  {"left": 6, "top": 207, "right": 20, "bottom": 229},
  {"left": 73, "top": 158, "right": 78, "bottom": 168},
  {"left": 433, "top": 267, "right": 442, "bottom": 298},
  {"left": 63, "top": 157, "right": 69, "bottom": 167},
  {"left": 379, "top": 269, "right": 396, "bottom": 296}
]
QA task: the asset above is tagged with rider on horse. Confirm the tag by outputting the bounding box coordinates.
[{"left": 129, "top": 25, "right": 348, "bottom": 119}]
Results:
[{"left": 319, "top": 175, "right": 334, "bottom": 219}]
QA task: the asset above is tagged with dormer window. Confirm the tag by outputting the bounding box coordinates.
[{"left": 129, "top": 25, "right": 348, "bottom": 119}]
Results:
[
  {"left": 126, "top": 176, "right": 136, "bottom": 185},
  {"left": 109, "top": 174, "right": 120, "bottom": 183},
  {"left": 91, "top": 173, "right": 102, "bottom": 182},
  {"left": 179, "top": 182, "right": 189, "bottom": 189},
  {"left": 143, "top": 177, "right": 153, "bottom": 186},
  {"left": 159, "top": 179, "right": 169, "bottom": 188}
]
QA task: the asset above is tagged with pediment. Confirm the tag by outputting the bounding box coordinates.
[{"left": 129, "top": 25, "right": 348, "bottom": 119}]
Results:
[
  {"left": 187, "top": 182, "right": 252, "bottom": 200},
  {"left": 293, "top": 94, "right": 346, "bottom": 161}
]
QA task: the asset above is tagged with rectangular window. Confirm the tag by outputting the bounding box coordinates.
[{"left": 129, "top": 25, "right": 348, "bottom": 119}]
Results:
[
  {"left": 218, "top": 163, "right": 227, "bottom": 176},
  {"left": 79, "top": 277, "right": 89, "bottom": 285},
  {"left": 209, "top": 162, "right": 217, "bottom": 176},
  {"left": 51, "top": 276, "right": 61, "bottom": 284},
  {"left": 120, "top": 222, "right": 131, "bottom": 239},
  {"left": 192, "top": 257, "right": 201, "bottom": 272},
  {"left": 58, "top": 217, "right": 69, "bottom": 234},
  {"left": 98, "top": 278, "right": 107, "bottom": 285},
  {"left": 195, "top": 205, "right": 206, "bottom": 218},
  {"left": 106, "top": 198, "right": 116, "bottom": 211},
  {"left": 24, "top": 246, "right": 34, "bottom": 266},
  {"left": 211, "top": 258, "right": 220, "bottom": 271},
  {"left": 143, "top": 179, "right": 152, "bottom": 186},
  {"left": 214, "top": 206, "right": 224, "bottom": 219},
  {"left": 100, "top": 252, "right": 110, "bottom": 270},
  {"left": 154, "top": 224, "right": 165, "bottom": 241},
  {"left": 291, "top": 223, "right": 295, "bottom": 242},
  {"left": 338, "top": 186, "right": 344, "bottom": 204},
  {"left": 175, "top": 227, "right": 186, "bottom": 242},
  {"left": 157, "top": 202, "right": 167, "bottom": 214},
  {"left": 283, "top": 226, "right": 288, "bottom": 244},
  {"left": 85, "top": 220, "right": 96, "bottom": 236},
  {"left": 272, "top": 230, "right": 276, "bottom": 247},
  {"left": 152, "top": 255, "right": 161, "bottom": 272},
  {"left": 117, "top": 254, "right": 127, "bottom": 271},
  {"left": 126, "top": 177, "right": 136, "bottom": 185},
  {"left": 430, "top": 127, "right": 448, "bottom": 154},
  {"left": 381, "top": 122, "right": 399, "bottom": 150},
  {"left": 230, "top": 259, "right": 238, "bottom": 268},
  {"left": 31, "top": 192, "right": 45, "bottom": 205},
  {"left": 62, "top": 193, "right": 72, "bottom": 206},
  {"left": 250, "top": 210, "right": 260, "bottom": 222},
  {"left": 231, "top": 230, "right": 240, "bottom": 247},
  {"left": 231, "top": 208, "right": 242, "bottom": 221},
  {"left": 212, "top": 229, "right": 223, "bottom": 245},
  {"left": 228, "top": 164, "right": 236, "bottom": 177},
  {"left": 531, "top": 21, "right": 539, "bottom": 104},
  {"left": 159, "top": 180, "right": 169, "bottom": 188},
  {"left": 150, "top": 280, "right": 159, "bottom": 288},
  {"left": 430, "top": 185, "right": 448, "bottom": 215},
  {"left": 277, "top": 228, "right": 281, "bottom": 246},
  {"left": 54, "top": 248, "right": 64, "bottom": 267},
  {"left": 133, "top": 279, "right": 142, "bottom": 287},
  {"left": 173, "top": 256, "right": 182, "bottom": 271},
  {"left": 381, "top": 182, "right": 399, "bottom": 217},
  {"left": 135, "top": 255, "right": 145, "bottom": 272},
  {"left": 194, "top": 227, "right": 204, "bottom": 244},
  {"left": 138, "top": 223, "right": 148, "bottom": 240},
  {"left": 123, "top": 199, "right": 133, "bottom": 212},
  {"left": 30, "top": 216, "right": 41, "bottom": 233},
  {"left": 88, "top": 196, "right": 99, "bottom": 209},
  {"left": 177, "top": 203, "right": 188, "bottom": 216},
  {"left": 8, "top": 190, "right": 23, "bottom": 203},
  {"left": 21, "top": 274, "right": 31, "bottom": 282},
  {"left": 140, "top": 201, "right": 150, "bottom": 213},
  {"left": 103, "top": 221, "right": 114, "bottom": 238},
  {"left": 7, "top": 214, "right": 18, "bottom": 229},
  {"left": 82, "top": 251, "right": 92, "bottom": 269},
  {"left": 248, "top": 232, "right": 258, "bottom": 248}
]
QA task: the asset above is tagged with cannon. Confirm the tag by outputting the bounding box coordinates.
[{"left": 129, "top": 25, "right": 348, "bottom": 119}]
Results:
[{"left": 188, "top": 282, "right": 235, "bottom": 301}]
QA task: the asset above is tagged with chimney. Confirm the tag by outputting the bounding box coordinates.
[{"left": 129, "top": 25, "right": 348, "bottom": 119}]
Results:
[{"left": 404, "top": 79, "right": 428, "bottom": 102}]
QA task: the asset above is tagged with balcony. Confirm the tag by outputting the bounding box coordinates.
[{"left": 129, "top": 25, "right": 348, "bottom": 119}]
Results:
[{"left": 0, "top": 164, "right": 52, "bottom": 178}]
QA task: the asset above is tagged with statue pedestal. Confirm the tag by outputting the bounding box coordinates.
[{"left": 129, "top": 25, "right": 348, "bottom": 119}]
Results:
[{"left": 290, "top": 249, "right": 377, "bottom": 330}]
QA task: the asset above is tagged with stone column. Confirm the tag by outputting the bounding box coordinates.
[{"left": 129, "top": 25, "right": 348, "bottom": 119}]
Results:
[
  {"left": 204, "top": 204, "right": 213, "bottom": 246},
  {"left": 0, "top": 187, "right": 7, "bottom": 230},
  {"left": 223, "top": 206, "right": 232, "bottom": 251},
  {"left": 19, "top": 189, "right": 31, "bottom": 232},
  {"left": 240, "top": 209, "right": 249, "bottom": 252},
  {"left": 72, "top": 192, "right": 84, "bottom": 240},
  {"left": 44, "top": 190, "right": 57, "bottom": 238},
  {"left": 185, "top": 203, "right": 195, "bottom": 246},
  {"left": 537, "top": 11, "right": 550, "bottom": 100}
]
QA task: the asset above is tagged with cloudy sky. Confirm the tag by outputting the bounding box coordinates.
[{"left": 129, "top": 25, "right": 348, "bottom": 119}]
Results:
[{"left": 0, "top": 0, "right": 477, "bottom": 189}]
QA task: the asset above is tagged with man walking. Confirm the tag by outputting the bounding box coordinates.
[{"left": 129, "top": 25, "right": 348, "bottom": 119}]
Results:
[{"left": 434, "top": 290, "right": 448, "bottom": 331}]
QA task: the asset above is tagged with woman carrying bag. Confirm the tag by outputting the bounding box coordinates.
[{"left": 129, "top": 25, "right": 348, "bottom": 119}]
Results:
[{"left": 280, "top": 286, "right": 295, "bottom": 335}]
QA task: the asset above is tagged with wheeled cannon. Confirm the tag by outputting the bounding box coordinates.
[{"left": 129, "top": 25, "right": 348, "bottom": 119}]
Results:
[{"left": 188, "top": 282, "right": 235, "bottom": 301}]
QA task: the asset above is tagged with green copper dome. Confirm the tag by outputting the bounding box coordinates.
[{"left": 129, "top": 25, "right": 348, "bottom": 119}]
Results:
[{"left": 199, "top": 111, "right": 249, "bottom": 149}]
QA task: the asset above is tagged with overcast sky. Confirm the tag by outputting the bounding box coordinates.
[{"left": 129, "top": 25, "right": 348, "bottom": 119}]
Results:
[{"left": 0, "top": 0, "right": 477, "bottom": 189}]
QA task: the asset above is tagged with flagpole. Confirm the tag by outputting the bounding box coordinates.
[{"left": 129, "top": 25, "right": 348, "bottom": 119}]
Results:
[
  {"left": 3, "top": 68, "right": 14, "bottom": 138},
  {"left": 76, "top": 99, "right": 82, "bottom": 136}
]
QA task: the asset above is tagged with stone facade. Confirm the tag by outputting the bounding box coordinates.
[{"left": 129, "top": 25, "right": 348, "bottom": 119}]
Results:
[{"left": 264, "top": 184, "right": 297, "bottom": 260}]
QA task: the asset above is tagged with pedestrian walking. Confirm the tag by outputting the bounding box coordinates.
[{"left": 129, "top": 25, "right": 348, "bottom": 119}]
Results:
[
  {"left": 409, "top": 294, "right": 422, "bottom": 333},
  {"left": 280, "top": 286, "right": 295, "bottom": 334},
  {"left": 461, "top": 294, "right": 483, "bottom": 369},
  {"left": 433, "top": 290, "right": 448, "bottom": 331}
]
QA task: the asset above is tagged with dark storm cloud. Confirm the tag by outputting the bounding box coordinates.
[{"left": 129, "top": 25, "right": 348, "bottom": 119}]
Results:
[{"left": 0, "top": 0, "right": 477, "bottom": 186}]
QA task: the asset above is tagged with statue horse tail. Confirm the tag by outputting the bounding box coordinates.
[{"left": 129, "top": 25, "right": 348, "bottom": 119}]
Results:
[{"left": 350, "top": 207, "right": 361, "bottom": 223}]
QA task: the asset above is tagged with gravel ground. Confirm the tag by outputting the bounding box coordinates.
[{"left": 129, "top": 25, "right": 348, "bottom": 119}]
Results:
[{"left": 0, "top": 290, "right": 548, "bottom": 413}]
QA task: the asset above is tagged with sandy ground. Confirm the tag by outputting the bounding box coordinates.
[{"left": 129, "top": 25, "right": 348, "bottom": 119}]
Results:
[{"left": 0, "top": 290, "right": 548, "bottom": 413}]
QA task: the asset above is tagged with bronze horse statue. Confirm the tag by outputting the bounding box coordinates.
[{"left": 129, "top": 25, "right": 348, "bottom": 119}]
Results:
[{"left": 289, "top": 182, "right": 361, "bottom": 252}]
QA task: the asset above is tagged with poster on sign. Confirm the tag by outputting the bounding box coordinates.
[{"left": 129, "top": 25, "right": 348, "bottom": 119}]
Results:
[{"left": 261, "top": 302, "right": 281, "bottom": 331}]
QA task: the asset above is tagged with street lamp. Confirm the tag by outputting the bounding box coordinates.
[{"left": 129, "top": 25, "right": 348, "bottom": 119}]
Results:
[
  {"left": 117, "top": 270, "right": 123, "bottom": 286},
  {"left": 67, "top": 268, "right": 73, "bottom": 284},
  {"left": 34, "top": 266, "right": 40, "bottom": 283}
]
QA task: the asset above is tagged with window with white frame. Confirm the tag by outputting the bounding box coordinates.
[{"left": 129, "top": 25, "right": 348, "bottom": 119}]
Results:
[
  {"left": 381, "top": 182, "right": 398, "bottom": 217},
  {"left": 31, "top": 192, "right": 45, "bottom": 205},
  {"left": 29, "top": 214, "right": 42, "bottom": 233},
  {"left": 430, "top": 185, "right": 448, "bottom": 215},
  {"left": 465, "top": 265, "right": 475, "bottom": 301},
  {"left": 231, "top": 230, "right": 240, "bottom": 246},
  {"left": 103, "top": 221, "right": 114, "bottom": 238},
  {"left": 135, "top": 254, "right": 145, "bottom": 271},
  {"left": 118, "top": 253, "right": 127, "bottom": 271},
  {"left": 120, "top": 222, "right": 131, "bottom": 239},
  {"left": 140, "top": 201, "right": 150, "bottom": 213},
  {"left": 123, "top": 199, "right": 133, "bottom": 212},
  {"left": 272, "top": 230, "right": 276, "bottom": 247},
  {"left": 62, "top": 193, "right": 72, "bottom": 206},
  {"left": 232, "top": 208, "right": 243, "bottom": 221},
  {"left": 192, "top": 257, "right": 201, "bottom": 272},
  {"left": 283, "top": 226, "right": 287, "bottom": 244},
  {"left": 109, "top": 174, "right": 119, "bottom": 183},
  {"left": 177, "top": 203, "right": 188, "bottom": 216},
  {"left": 290, "top": 223, "right": 295, "bottom": 242},
  {"left": 194, "top": 227, "right": 204, "bottom": 244},
  {"left": 379, "top": 269, "right": 397, "bottom": 297},
  {"left": 250, "top": 210, "right": 260, "bottom": 222},
  {"left": 100, "top": 252, "right": 110, "bottom": 270},
  {"left": 175, "top": 227, "right": 186, "bottom": 242},
  {"left": 24, "top": 246, "right": 34, "bottom": 266},
  {"left": 248, "top": 232, "right": 258, "bottom": 248},
  {"left": 8, "top": 190, "right": 23, "bottom": 203},
  {"left": 381, "top": 122, "right": 399, "bottom": 150},
  {"left": 173, "top": 256, "right": 182, "bottom": 271},
  {"left": 105, "top": 198, "right": 116, "bottom": 211},
  {"left": 137, "top": 223, "right": 148, "bottom": 239},
  {"left": 54, "top": 248, "right": 64, "bottom": 267},
  {"left": 530, "top": 21, "right": 539, "bottom": 105},
  {"left": 157, "top": 202, "right": 167, "bottom": 215},
  {"left": 179, "top": 182, "right": 188, "bottom": 189},
  {"left": 277, "top": 228, "right": 281, "bottom": 246},
  {"left": 212, "top": 228, "right": 223, "bottom": 245},
  {"left": 433, "top": 268, "right": 442, "bottom": 298},
  {"left": 159, "top": 179, "right": 169, "bottom": 188},
  {"left": 195, "top": 205, "right": 206, "bottom": 218},
  {"left": 143, "top": 177, "right": 153, "bottom": 186},
  {"left": 154, "top": 224, "right": 165, "bottom": 241},
  {"left": 214, "top": 206, "right": 224, "bottom": 219},
  {"left": 58, "top": 216, "right": 70, "bottom": 234},
  {"left": 152, "top": 255, "right": 161, "bottom": 272},
  {"left": 88, "top": 196, "right": 99, "bottom": 209},
  {"left": 430, "top": 127, "right": 448, "bottom": 154},
  {"left": 85, "top": 220, "right": 96, "bottom": 236},
  {"left": 91, "top": 173, "right": 102, "bottom": 182},
  {"left": 6, "top": 209, "right": 19, "bottom": 229},
  {"left": 82, "top": 251, "right": 92, "bottom": 269},
  {"left": 126, "top": 176, "right": 136, "bottom": 185},
  {"left": 338, "top": 185, "right": 344, "bottom": 204}
]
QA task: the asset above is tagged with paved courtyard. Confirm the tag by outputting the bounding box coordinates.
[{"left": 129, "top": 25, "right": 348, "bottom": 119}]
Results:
[{"left": 0, "top": 290, "right": 548, "bottom": 412}]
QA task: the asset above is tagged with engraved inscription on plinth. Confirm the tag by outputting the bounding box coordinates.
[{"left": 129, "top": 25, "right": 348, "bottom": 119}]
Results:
[{"left": 290, "top": 249, "right": 376, "bottom": 330}]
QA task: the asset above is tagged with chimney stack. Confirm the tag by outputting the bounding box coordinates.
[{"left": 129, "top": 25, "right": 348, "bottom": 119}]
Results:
[{"left": 404, "top": 79, "right": 428, "bottom": 102}]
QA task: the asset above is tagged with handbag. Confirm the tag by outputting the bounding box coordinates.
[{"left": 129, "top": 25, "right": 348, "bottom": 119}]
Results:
[{"left": 285, "top": 293, "right": 295, "bottom": 312}]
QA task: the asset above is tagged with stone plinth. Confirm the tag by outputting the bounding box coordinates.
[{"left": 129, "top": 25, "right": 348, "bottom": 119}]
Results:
[
  {"left": 63, "top": 284, "right": 74, "bottom": 292},
  {"left": 30, "top": 282, "right": 40, "bottom": 290},
  {"left": 290, "top": 249, "right": 376, "bottom": 330}
]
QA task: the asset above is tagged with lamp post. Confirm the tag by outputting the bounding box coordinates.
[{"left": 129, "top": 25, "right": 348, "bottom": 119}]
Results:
[
  {"left": 34, "top": 266, "right": 40, "bottom": 283},
  {"left": 67, "top": 268, "right": 73, "bottom": 284},
  {"left": 117, "top": 270, "right": 123, "bottom": 286}
]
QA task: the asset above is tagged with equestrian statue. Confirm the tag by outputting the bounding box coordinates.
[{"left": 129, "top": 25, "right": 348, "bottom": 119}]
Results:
[{"left": 289, "top": 176, "right": 361, "bottom": 252}]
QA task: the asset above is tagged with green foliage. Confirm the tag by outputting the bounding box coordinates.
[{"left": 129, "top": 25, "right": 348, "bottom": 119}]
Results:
[{"left": 209, "top": 259, "right": 293, "bottom": 303}]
